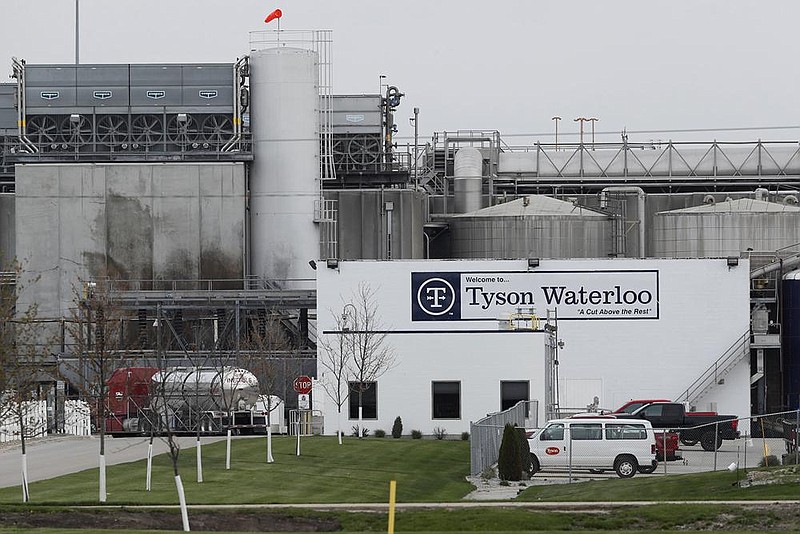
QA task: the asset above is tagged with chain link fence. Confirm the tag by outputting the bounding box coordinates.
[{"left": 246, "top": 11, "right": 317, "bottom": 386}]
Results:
[
  {"left": 525, "top": 410, "right": 800, "bottom": 482},
  {"left": 470, "top": 400, "right": 538, "bottom": 475}
]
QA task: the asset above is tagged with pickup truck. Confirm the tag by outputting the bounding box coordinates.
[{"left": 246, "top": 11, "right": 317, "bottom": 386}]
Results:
[{"left": 618, "top": 402, "right": 739, "bottom": 451}]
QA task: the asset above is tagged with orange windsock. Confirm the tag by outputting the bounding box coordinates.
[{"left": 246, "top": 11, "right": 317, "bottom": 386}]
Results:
[{"left": 265, "top": 8, "right": 282, "bottom": 24}]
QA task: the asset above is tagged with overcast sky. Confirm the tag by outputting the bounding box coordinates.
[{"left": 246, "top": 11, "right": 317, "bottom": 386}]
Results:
[{"left": 2, "top": 1, "right": 799, "bottom": 144}]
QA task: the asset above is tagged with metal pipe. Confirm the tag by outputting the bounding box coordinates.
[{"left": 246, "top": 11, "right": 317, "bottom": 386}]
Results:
[
  {"left": 600, "top": 186, "right": 646, "bottom": 258},
  {"left": 75, "top": 0, "right": 80, "bottom": 64}
]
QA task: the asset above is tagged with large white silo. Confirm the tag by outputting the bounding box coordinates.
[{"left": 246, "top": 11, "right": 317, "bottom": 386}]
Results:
[{"left": 249, "top": 47, "right": 320, "bottom": 288}]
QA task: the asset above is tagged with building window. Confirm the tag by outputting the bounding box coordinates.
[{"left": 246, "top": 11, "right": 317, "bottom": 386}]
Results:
[
  {"left": 501, "top": 380, "right": 530, "bottom": 415},
  {"left": 348, "top": 381, "right": 377, "bottom": 419},
  {"left": 432, "top": 381, "right": 461, "bottom": 419}
]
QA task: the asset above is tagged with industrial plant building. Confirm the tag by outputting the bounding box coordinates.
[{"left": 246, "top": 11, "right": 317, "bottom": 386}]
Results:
[{"left": 0, "top": 30, "right": 795, "bottom": 435}]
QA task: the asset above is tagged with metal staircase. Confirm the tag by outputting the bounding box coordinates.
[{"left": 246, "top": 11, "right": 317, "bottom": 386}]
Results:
[{"left": 674, "top": 330, "right": 750, "bottom": 409}]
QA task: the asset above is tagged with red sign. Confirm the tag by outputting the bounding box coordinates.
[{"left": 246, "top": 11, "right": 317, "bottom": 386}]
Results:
[
  {"left": 545, "top": 447, "right": 560, "bottom": 456},
  {"left": 293, "top": 375, "right": 313, "bottom": 394}
]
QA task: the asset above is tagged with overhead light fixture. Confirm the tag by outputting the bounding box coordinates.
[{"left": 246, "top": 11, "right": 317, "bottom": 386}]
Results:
[
  {"left": 326, "top": 258, "right": 339, "bottom": 270},
  {"left": 726, "top": 256, "right": 739, "bottom": 268},
  {"left": 527, "top": 258, "right": 540, "bottom": 269}
]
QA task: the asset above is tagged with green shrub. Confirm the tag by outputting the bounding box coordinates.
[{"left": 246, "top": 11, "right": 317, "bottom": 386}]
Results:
[
  {"left": 516, "top": 427, "right": 532, "bottom": 476},
  {"left": 351, "top": 425, "right": 370, "bottom": 438},
  {"left": 391, "top": 416, "right": 403, "bottom": 438},
  {"left": 433, "top": 427, "right": 447, "bottom": 440},
  {"left": 461, "top": 431, "right": 470, "bottom": 441},
  {"left": 498, "top": 423, "right": 523, "bottom": 481},
  {"left": 411, "top": 429, "right": 423, "bottom": 439},
  {"left": 783, "top": 451, "right": 800, "bottom": 465},
  {"left": 759, "top": 454, "right": 780, "bottom": 467},
  {"left": 480, "top": 466, "right": 495, "bottom": 480},
  {"left": 374, "top": 429, "right": 386, "bottom": 438}
]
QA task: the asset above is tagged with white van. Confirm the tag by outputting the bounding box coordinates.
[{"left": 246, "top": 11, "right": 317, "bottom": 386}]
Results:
[{"left": 527, "top": 417, "right": 657, "bottom": 478}]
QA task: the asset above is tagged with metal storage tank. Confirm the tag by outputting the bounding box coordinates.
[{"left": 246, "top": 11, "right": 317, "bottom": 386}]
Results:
[
  {"left": 449, "top": 195, "right": 611, "bottom": 259},
  {"left": 782, "top": 270, "right": 800, "bottom": 409},
  {"left": 326, "top": 189, "right": 426, "bottom": 260},
  {"left": 454, "top": 147, "right": 483, "bottom": 213},
  {"left": 652, "top": 198, "right": 800, "bottom": 257},
  {"left": 249, "top": 47, "right": 319, "bottom": 288}
]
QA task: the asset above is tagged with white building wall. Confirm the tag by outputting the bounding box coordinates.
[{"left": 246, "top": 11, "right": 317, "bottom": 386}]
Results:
[{"left": 316, "top": 257, "right": 751, "bottom": 435}]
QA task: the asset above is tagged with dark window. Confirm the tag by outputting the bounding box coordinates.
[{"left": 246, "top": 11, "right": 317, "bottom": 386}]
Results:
[
  {"left": 640, "top": 404, "right": 663, "bottom": 417},
  {"left": 540, "top": 423, "right": 564, "bottom": 441},
  {"left": 570, "top": 423, "right": 602, "bottom": 440},
  {"left": 501, "top": 381, "right": 530, "bottom": 415},
  {"left": 432, "top": 381, "right": 461, "bottom": 419},
  {"left": 348, "top": 381, "right": 377, "bottom": 419}
]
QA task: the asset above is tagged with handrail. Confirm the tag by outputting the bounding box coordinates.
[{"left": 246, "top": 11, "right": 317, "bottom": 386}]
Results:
[{"left": 675, "top": 330, "right": 750, "bottom": 405}]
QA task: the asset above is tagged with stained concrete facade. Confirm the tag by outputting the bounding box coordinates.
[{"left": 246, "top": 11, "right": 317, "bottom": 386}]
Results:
[{"left": 15, "top": 162, "right": 245, "bottom": 318}]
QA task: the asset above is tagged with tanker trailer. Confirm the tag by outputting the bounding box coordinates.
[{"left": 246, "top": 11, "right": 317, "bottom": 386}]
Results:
[{"left": 105, "top": 366, "right": 270, "bottom": 435}]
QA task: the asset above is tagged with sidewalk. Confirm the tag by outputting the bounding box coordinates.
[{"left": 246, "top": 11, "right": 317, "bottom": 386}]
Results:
[{"left": 0, "top": 435, "right": 223, "bottom": 489}]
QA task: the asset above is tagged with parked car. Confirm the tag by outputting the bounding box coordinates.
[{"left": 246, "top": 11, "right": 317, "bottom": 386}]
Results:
[{"left": 527, "top": 417, "right": 657, "bottom": 478}]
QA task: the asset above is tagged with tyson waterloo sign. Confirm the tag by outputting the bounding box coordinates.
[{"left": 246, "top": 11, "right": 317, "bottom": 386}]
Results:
[{"left": 411, "top": 269, "right": 659, "bottom": 322}]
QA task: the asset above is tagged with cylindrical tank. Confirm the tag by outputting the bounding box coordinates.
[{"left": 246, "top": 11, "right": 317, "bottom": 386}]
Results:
[
  {"left": 249, "top": 47, "right": 319, "bottom": 289},
  {"left": 152, "top": 367, "right": 259, "bottom": 412},
  {"left": 653, "top": 198, "right": 800, "bottom": 257},
  {"left": 450, "top": 195, "right": 610, "bottom": 259},
  {"left": 783, "top": 271, "right": 800, "bottom": 410},
  {"left": 454, "top": 147, "right": 483, "bottom": 214}
]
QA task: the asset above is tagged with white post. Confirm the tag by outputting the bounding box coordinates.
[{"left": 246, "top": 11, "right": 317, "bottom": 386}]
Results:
[
  {"left": 174, "top": 474, "right": 190, "bottom": 531},
  {"left": 337, "top": 410, "right": 342, "bottom": 445},
  {"left": 21, "top": 452, "right": 29, "bottom": 503},
  {"left": 146, "top": 442, "right": 153, "bottom": 491},
  {"left": 296, "top": 418, "right": 301, "bottom": 456},
  {"left": 267, "top": 427, "right": 274, "bottom": 463},
  {"left": 196, "top": 439, "right": 203, "bottom": 483},
  {"left": 99, "top": 453, "right": 106, "bottom": 502},
  {"left": 225, "top": 429, "right": 232, "bottom": 470}
]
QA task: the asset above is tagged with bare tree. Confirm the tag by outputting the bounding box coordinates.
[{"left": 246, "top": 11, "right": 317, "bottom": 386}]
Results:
[
  {"left": 341, "top": 283, "right": 395, "bottom": 439},
  {"left": 237, "top": 309, "right": 291, "bottom": 463},
  {"left": 0, "top": 261, "right": 44, "bottom": 502},
  {"left": 318, "top": 307, "right": 351, "bottom": 445},
  {"left": 62, "top": 278, "right": 129, "bottom": 503}
]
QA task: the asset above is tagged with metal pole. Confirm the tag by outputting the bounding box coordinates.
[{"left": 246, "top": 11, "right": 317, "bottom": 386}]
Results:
[
  {"left": 713, "top": 421, "right": 719, "bottom": 471},
  {"left": 75, "top": 0, "right": 80, "bottom": 64},
  {"left": 552, "top": 116, "right": 561, "bottom": 150},
  {"left": 588, "top": 118, "right": 598, "bottom": 150},
  {"left": 413, "top": 107, "right": 420, "bottom": 187}
]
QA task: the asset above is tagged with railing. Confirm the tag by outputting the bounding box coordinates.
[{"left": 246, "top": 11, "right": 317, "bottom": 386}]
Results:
[
  {"left": 98, "top": 277, "right": 316, "bottom": 294},
  {"left": 675, "top": 331, "right": 750, "bottom": 407},
  {"left": 469, "top": 400, "right": 538, "bottom": 475}
]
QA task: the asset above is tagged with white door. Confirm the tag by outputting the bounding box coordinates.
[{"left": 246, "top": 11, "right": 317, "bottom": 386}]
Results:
[{"left": 534, "top": 423, "right": 567, "bottom": 469}]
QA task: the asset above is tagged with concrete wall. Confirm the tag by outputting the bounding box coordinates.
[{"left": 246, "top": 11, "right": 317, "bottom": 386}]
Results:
[
  {"left": 317, "top": 258, "right": 751, "bottom": 435},
  {"left": 15, "top": 163, "right": 245, "bottom": 318},
  {"left": 0, "top": 193, "right": 14, "bottom": 265}
]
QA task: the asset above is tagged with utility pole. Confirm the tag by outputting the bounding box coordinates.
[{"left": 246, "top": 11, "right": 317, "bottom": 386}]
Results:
[
  {"left": 588, "top": 117, "right": 599, "bottom": 150},
  {"left": 552, "top": 116, "right": 561, "bottom": 150},
  {"left": 574, "top": 117, "right": 589, "bottom": 145}
]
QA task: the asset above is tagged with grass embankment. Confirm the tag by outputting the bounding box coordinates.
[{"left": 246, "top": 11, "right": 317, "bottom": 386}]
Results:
[{"left": 0, "top": 435, "right": 472, "bottom": 505}]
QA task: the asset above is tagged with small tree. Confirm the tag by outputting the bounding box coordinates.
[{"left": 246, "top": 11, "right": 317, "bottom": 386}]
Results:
[
  {"left": 319, "top": 306, "right": 352, "bottom": 445},
  {"left": 391, "top": 416, "right": 403, "bottom": 439},
  {"left": 342, "top": 283, "right": 395, "bottom": 438},
  {"left": 498, "top": 423, "right": 523, "bottom": 481},
  {"left": 0, "top": 261, "right": 45, "bottom": 502},
  {"left": 62, "top": 279, "right": 129, "bottom": 503}
]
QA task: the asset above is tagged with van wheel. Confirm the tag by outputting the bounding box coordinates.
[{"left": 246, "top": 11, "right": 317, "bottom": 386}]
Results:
[
  {"left": 680, "top": 436, "right": 698, "bottom": 446},
  {"left": 530, "top": 454, "right": 540, "bottom": 475},
  {"left": 614, "top": 455, "right": 638, "bottom": 478},
  {"left": 638, "top": 462, "right": 658, "bottom": 474},
  {"left": 700, "top": 431, "right": 722, "bottom": 451}
]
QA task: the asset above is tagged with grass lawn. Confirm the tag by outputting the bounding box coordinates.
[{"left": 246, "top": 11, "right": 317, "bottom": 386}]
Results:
[
  {"left": 517, "top": 468, "right": 800, "bottom": 501},
  {"left": 0, "top": 435, "right": 472, "bottom": 505}
]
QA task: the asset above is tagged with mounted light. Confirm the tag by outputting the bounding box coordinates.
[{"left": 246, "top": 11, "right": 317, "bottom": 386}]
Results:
[
  {"left": 308, "top": 260, "right": 317, "bottom": 271},
  {"left": 727, "top": 256, "right": 739, "bottom": 268},
  {"left": 326, "top": 258, "right": 339, "bottom": 270},
  {"left": 528, "top": 258, "right": 540, "bottom": 269}
]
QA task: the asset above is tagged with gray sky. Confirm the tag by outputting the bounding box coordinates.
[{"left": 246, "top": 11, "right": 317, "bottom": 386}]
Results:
[{"left": 2, "top": 0, "right": 799, "bottom": 144}]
